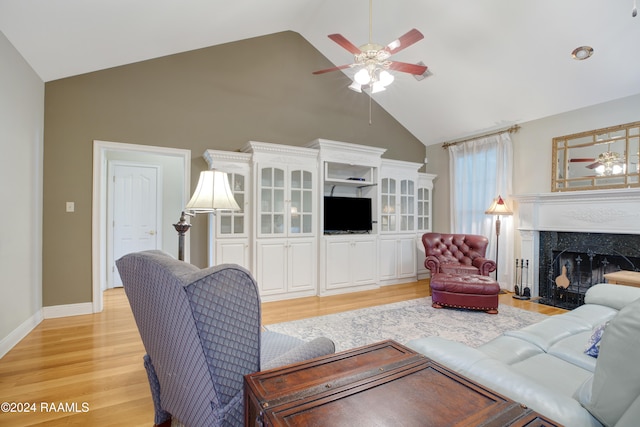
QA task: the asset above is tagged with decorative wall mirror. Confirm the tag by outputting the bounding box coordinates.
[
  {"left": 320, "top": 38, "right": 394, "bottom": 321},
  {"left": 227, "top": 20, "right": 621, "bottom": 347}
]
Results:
[{"left": 552, "top": 120, "right": 640, "bottom": 192}]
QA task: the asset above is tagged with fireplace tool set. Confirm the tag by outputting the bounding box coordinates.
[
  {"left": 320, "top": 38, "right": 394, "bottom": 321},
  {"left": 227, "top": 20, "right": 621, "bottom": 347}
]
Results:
[{"left": 513, "top": 259, "right": 531, "bottom": 300}]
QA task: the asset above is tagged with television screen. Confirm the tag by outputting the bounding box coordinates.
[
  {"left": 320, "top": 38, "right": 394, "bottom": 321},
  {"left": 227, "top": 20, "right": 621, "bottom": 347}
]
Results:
[{"left": 323, "top": 196, "right": 372, "bottom": 234}]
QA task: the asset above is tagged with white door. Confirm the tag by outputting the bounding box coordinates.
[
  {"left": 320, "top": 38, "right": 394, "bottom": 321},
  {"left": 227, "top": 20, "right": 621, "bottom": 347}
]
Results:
[{"left": 109, "top": 163, "right": 162, "bottom": 287}]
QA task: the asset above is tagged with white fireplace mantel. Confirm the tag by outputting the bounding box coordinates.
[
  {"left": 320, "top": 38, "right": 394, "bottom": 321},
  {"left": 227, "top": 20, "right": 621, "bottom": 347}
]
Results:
[
  {"left": 511, "top": 188, "right": 640, "bottom": 297},
  {"left": 513, "top": 187, "right": 640, "bottom": 235}
]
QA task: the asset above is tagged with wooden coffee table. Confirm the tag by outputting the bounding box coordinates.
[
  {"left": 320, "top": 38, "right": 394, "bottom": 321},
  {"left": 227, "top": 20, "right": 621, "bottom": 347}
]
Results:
[{"left": 244, "top": 340, "right": 559, "bottom": 426}]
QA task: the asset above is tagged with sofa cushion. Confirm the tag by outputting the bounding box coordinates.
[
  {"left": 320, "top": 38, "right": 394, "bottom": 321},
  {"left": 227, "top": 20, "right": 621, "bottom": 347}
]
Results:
[
  {"left": 581, "top": 296, "right": 640, "bottom": 427},
  {"left": 478, "top": 335, "right": 544, "bottom": 365},
  {"left": 511, "top": 353, "right": 593, "bottom": 398},
  {"left": 547, "top": 330, "right": 598, "bottom": 372},
  {"left": 584, "top": 283, "right": 640, "bottom": 311},
  {"left": 504, "top": 316, "right": 591, "bottom": 352},
  {"left": 561, "top": 302, "right": 618, "bottom": 328}
]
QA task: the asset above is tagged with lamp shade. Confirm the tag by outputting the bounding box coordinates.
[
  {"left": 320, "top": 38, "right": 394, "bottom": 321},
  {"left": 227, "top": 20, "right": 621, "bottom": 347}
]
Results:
[
  {"left": 485, "top": 195, "right": 513, "bottom": 215},
  {"left": 185, "top": 170, "right": 240, "bottom": 213}
]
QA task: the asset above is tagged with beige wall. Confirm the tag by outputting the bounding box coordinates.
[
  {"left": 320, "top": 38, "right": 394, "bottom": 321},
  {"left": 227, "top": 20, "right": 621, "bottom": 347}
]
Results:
[
  {"left": 0, "top": 31, "right": 44, "bottom": 350},
  {"left": 424, "top": 92, "right": 640, "bottom": 244},
  {"left": 43, "top": 31, "right": 426, "bottom": 307}
]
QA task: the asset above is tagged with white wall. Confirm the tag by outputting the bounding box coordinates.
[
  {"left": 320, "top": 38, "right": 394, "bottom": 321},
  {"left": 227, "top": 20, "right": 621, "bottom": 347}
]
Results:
[{"left": 0, "top": 31, "right": 45, "bottom": 357}]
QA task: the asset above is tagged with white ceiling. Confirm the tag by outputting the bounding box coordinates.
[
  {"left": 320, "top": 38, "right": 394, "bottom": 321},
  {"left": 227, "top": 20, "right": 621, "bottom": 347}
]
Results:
[{"left": 1, "top": 0, "right": 639, "bottom": 146}]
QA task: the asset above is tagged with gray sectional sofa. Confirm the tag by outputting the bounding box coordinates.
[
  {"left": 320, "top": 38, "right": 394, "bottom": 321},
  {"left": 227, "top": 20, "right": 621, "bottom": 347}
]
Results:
[{"left": 407, "top": 283, "right": 640, "bottom": 427}]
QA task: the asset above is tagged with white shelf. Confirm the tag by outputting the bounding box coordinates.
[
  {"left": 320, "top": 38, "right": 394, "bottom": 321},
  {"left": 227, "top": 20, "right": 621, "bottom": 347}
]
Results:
[
  {"left": 324, "top": 162, "right": 374, "bottom": 184},
  {"left": 325, "top": 177, "right": 375, "bottom": 187}
]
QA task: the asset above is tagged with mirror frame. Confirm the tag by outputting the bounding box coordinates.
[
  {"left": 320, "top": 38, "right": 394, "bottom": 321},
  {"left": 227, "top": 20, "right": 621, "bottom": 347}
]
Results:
[{"left": 552, "top": 120, "right": 640, "bottom": 192}]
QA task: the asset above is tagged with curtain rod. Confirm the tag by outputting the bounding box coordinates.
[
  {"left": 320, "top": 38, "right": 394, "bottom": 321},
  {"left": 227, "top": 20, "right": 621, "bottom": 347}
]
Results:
[{"left": 441, "top": 124, "right": 521, "bottom": 149}]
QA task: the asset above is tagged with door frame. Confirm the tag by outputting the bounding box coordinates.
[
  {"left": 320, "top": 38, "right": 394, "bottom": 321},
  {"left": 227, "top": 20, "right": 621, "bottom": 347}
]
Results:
[
  {"left": 107, "top": 161, "right": 163, "bottom": 289},
  {"left": 92, "top": 140, "right": 191, "bottom": 313}
]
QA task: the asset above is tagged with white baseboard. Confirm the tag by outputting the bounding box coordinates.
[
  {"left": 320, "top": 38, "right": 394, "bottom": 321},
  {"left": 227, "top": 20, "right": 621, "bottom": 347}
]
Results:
[
  {"left": 43, "top": 302, "right": 94, "bottom": 319},
  {"left": 0, "top": 310, "right": 43, "bottom": 359}
]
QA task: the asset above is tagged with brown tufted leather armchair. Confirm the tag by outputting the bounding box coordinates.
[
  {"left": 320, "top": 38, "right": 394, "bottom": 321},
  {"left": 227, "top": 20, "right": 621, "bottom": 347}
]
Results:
[{"left": 422, "top": 233, "right": 496, "bottom": 277}]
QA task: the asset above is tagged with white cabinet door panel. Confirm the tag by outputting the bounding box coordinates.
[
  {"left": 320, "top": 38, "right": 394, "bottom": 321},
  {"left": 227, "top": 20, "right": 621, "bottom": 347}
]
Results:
[
  {"left": 398, "top": 237, "right": 417, "bottom": 278},
  {"left": 325, "top": 240, "right": 352, "bottom": 290},
  {"left": 378, "top": 238, "right": 398, "bottom": 281},
  {"left": 351, "top": 238, "right": 377, "bottom": 286},
  {"left": 256, "top": 241, "right": 287, "bottom": 295},
  {"left": 216, "top": 240, "right": 249, "bottom": 269},
  {"left": 288, "top": 239, "right": 315, "bottom": 292}
]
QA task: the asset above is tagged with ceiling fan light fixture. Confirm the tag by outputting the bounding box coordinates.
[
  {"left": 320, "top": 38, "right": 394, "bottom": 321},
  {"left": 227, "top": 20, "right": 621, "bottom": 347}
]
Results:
[
  {"left": 354, "top": 68, "right": 372, "bottom": 85},
  {"left": 348, "top": 81, "right": 363, "bottom": 92},
  {"left": 379, "top": 70, "right": 394, "bottom": 86},
  {"left": 370, "top": 81, "right": 386, "bottom": 93},
  {"left": 595, "top": 149, "right": 626, "bottom": 176}
]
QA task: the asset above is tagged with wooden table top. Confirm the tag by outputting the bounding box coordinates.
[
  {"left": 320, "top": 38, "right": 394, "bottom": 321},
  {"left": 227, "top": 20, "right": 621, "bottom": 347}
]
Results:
[{"left": 604, "top": 270, "right": 640, "bottom": 287}]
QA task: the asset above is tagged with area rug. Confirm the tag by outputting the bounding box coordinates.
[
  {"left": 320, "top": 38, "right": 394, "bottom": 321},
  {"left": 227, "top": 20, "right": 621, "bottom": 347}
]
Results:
[{"left": 266, "top": 297, "right": 548, "bottom": 352}]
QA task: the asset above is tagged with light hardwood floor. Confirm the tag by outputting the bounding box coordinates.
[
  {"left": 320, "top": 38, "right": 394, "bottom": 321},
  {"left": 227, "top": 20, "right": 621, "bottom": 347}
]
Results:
[{"left": 0, "top": 282, "right": 566, "bottom": 426}]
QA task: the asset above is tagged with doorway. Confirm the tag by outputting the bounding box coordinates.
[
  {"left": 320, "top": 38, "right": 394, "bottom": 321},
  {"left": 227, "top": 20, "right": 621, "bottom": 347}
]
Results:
[{"left": 92, "top": 140, "right": 191, "bottom": 312}]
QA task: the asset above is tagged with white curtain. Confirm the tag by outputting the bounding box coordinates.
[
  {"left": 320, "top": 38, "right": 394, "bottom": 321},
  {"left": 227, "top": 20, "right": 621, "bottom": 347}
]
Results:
[{"left": 448, "top": 132, "right": 514, "bottom": 290}]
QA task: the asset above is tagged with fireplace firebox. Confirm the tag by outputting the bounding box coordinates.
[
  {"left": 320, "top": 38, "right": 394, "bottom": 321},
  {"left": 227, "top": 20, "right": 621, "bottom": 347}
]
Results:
[{"left": 538, "top": 232, "right": 640, "bottom": 309}]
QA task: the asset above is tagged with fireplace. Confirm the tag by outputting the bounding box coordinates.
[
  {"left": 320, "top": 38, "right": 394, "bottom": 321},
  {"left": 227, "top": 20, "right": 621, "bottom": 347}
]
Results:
[
  {"left": 538, "top": 231, "right": 640, "bottom": 309},
  {"left": 513, "top": 187, "right": 640, "bottom": 306}
]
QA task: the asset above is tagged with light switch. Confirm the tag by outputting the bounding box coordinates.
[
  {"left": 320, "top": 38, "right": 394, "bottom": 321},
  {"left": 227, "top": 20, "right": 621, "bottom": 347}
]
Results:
[{"left": 66, "top": 202, "right": 75, "bottom": 212}]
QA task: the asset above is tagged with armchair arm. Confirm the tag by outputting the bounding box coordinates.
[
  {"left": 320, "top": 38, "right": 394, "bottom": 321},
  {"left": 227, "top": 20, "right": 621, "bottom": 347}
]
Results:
[
  {"left": 425, "top": 256, "right": 441, "bottom": 275},
  {"left": 260, "top": 331, "right": 336, "bottom": 370},
  {"left": 473, "top": 257, "right": 496, "bottom": 276}
]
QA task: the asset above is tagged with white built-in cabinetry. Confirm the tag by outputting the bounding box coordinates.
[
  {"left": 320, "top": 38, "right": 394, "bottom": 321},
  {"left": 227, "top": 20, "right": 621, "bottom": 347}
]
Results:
[
  {"left": 416, "top": 173, "right": 436, "bottom": 279},
  {"left": 204, "top": 139, "right": 435, "bottom": 301},
  {"left": 203, "top": 150, "right": 252, "bottom": 269},
  {"left": 309, "top": 139, "right": 385, "bottom": 296},
  {"left": 379, "top": 159, "right": 423, "bottom": 285},
  {"left": 245, "top": 142, "right": 318, "bottom": 300}
]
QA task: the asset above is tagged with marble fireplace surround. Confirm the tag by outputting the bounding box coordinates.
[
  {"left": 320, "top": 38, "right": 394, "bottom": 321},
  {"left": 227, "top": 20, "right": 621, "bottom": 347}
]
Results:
[{"left": 512, "top": 188, "right": 640, "bottom": 297}]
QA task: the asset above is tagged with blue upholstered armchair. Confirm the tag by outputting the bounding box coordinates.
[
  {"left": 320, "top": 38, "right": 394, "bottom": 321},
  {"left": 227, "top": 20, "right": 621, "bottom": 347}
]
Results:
[{"left": 116, "top": 250, "right": 335, "bottom": 427}]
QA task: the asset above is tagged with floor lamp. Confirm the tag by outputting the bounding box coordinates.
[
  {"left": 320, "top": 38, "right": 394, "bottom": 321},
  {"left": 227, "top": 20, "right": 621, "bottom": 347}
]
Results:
[
  {"left": 485, "top": 195, "right": 513, "bottom": 285},
  {"left": 173, "top": 170, "right": 240, "bottom": 261}
]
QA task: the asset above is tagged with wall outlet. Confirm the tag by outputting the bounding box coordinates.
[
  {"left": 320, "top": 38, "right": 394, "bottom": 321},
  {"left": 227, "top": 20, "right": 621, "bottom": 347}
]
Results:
[{"left": 66, "top": 202, "right": 75, "bottom": 212}]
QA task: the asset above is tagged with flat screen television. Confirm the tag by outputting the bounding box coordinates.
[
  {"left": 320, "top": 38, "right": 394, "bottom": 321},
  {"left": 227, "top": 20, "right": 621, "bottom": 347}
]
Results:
[{"left": 323, "top": 196, "right": 372, "bottom": 234}]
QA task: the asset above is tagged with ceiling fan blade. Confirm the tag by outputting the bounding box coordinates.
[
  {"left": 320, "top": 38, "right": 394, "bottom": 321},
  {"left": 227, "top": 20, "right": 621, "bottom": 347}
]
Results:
[
  {"left": 569, "top": 158, "right": 596, "bottom": 162},
  {"left": 388, "top": 61, "right": 428, "bottom": 75},
  {"left": 328, "top": 34, "right": 362, "bottom": 55},
  {"left": 586, "top": 162, "right": 602, "bottom": 169},
  {"left": 385, "top": 29, "right": 424, "bottom": 55},
  {"left": 312, "top": 64, "right": 353, "bottom": 75}
]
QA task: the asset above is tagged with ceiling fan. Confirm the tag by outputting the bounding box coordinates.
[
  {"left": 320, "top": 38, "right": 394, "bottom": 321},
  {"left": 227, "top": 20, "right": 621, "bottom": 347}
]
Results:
[
  {"left": 569, "top": 145, "right": 626, "bottom": 175},
  {"left": 313, "top": 0, "right": 428, "bottom": 93}
]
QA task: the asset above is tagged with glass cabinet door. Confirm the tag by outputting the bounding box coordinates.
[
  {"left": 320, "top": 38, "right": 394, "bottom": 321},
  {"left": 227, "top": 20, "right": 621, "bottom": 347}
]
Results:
[
  {"left": 260, "top": 167, "right": 285, "bottom": 235},
  {"left": 290, "top": 169, "right": 313, "bottom": 235},
  {"left": 381, "top": 178, "right": 396, "bottom": 232},
  {"left": 417, "top": 187, "right": 431, "bottom": 231},
  {"left": 219, "top": 172, "right": 246, "bottom": 236},
  {"left": 400, "top": 179, "right": 415, "bottom": 231}
]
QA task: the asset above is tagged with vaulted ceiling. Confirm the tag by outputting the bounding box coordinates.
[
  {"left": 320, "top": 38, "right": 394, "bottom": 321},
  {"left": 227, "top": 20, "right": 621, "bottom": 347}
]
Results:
[{"left": 1, "top": 0, "right": 639, "bottom": 146}]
